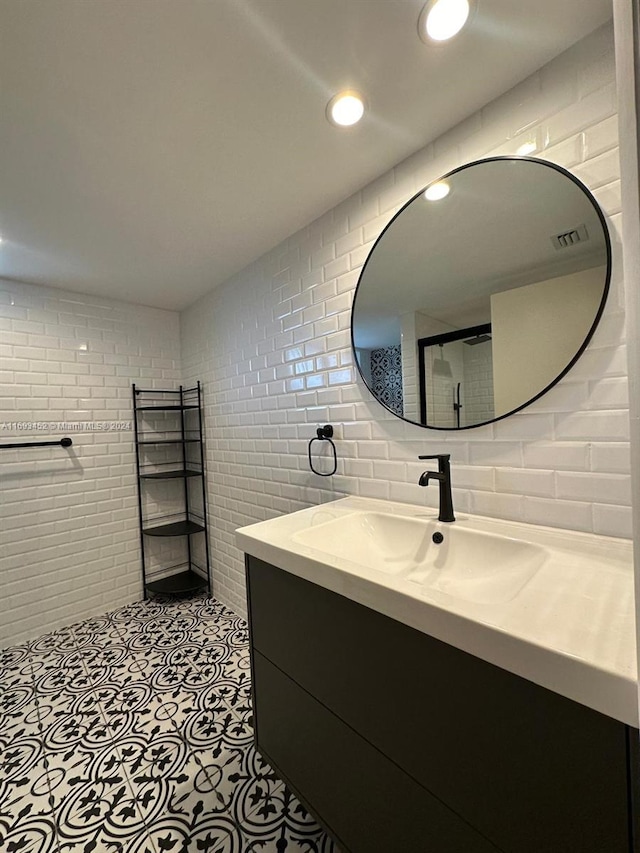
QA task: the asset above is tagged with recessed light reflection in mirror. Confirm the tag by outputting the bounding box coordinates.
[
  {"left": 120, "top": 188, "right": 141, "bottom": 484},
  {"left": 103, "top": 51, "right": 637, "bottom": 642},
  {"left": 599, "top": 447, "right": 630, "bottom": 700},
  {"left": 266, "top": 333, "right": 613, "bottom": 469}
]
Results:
[{"left": 424, "top": 181, "right": 451, "bottom": 201}]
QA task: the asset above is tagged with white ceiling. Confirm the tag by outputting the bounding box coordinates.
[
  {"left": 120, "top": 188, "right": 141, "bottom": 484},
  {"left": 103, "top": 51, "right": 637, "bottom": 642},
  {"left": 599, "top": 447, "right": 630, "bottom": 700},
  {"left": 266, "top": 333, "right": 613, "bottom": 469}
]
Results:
[{"left": 0, "top": 0, "right": 613, "bottom": 311}]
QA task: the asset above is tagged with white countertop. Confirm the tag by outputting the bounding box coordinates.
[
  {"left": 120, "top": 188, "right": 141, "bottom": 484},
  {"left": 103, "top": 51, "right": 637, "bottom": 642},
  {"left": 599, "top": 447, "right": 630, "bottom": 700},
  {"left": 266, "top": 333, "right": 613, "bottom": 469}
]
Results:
[{"left": 236, "top": 496, "right": 638, "bottom": 727}]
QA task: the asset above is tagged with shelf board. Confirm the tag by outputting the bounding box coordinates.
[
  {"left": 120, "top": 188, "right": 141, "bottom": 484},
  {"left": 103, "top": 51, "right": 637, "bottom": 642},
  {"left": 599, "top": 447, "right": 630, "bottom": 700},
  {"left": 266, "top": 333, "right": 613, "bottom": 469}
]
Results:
[
  {"left": 137, "top": 438, "right": 200, "bottom": 445},
  {"left": 139, "top": 469, "right": 202, "bottom": 480},
  {"left": 143, "top": 520, "right": 205, "bottom": 537},
  {"left": 136, "top": 404, "right": 199, "bottom": 411},
  {"left": 145, "top": 569, "right": 207, "bottom": 596}
]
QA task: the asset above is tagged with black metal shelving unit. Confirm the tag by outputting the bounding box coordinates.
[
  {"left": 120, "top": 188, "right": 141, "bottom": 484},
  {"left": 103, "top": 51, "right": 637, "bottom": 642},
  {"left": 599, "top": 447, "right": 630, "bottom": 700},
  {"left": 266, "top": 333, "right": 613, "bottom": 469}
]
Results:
[{"left": 132, "top": 382, "right": 211, "bottom": 598}]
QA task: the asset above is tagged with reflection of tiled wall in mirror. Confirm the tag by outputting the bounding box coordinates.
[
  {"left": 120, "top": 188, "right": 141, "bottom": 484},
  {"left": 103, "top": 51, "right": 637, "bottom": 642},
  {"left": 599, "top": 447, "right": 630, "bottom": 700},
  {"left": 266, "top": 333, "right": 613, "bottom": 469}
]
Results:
[
  {"left": 370, "top": 345, "right": 403, "bottom": 417},
  {"left": 463, "top": 341, "right": 494, "bottom": 426},
  {"left": 400, "top": 314, "right": 418, "bottom": 421}
]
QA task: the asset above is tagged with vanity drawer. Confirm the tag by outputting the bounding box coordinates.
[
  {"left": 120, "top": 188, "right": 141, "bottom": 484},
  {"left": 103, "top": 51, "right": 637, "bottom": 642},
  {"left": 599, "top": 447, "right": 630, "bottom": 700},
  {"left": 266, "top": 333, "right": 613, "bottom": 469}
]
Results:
[
  {"left": 252, "top": 650, "right": 502, "bottom": 853},
  {"left": 247, "top": 555, "right": 633, "bottom": 853}
]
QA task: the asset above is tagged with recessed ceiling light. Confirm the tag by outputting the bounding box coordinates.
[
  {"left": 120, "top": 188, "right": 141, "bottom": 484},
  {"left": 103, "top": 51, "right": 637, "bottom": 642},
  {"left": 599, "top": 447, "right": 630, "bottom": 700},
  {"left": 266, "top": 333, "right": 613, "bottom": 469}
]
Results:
[
  {"left": 326, "top": 91, "right": 366, "bottom": 128},
  {"left": 419, "top": 0, "right": 472, "bottom": 43},
  {"left": 424, "top": 181, "right": 451, "bottom": 201}
]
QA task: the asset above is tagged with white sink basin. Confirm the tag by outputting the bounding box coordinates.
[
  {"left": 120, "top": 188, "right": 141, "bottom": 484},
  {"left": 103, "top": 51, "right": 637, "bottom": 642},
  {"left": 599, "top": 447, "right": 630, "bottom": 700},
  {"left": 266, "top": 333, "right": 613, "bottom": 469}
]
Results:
[
  {"left": 236, "top": 496, "right": 637, "bottom": 726},
  {"left": 292, "top": 510, "right": 548, "bottom": 604}
]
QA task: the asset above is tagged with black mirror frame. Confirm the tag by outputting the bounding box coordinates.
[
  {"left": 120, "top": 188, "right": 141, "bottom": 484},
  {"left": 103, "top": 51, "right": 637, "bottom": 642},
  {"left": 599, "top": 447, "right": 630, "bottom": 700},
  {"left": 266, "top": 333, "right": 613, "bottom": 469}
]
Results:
[{"left": 350, "top": 155, "right": 612, "bottom": 431}]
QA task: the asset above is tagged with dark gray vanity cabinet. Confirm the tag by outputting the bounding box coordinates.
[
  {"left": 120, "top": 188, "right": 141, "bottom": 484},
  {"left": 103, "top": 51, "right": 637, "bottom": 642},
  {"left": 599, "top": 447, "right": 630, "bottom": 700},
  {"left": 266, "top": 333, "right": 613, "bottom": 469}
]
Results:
[{"left": 245, "top": 555, "right": 639, "bottom": 853}]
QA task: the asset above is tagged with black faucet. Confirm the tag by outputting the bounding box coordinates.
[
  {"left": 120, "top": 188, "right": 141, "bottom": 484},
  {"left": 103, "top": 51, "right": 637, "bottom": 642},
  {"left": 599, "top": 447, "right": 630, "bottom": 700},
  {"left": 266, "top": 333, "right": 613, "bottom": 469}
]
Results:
[{"left": 418, "top": 454, "right": 455, "bottom": 523}]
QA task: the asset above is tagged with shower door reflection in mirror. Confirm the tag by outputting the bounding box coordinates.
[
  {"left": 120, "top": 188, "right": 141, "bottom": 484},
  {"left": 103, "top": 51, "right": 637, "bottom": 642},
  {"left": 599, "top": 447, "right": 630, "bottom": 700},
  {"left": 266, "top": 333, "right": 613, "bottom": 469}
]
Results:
[{"left": 419, "top": 324, "right": 493, "bottom": 428}]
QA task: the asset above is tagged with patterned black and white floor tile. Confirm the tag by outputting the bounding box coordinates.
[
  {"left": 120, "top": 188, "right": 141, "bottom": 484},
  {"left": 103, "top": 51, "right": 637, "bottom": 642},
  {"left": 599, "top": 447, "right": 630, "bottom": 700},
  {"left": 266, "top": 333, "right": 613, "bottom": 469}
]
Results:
[{"left": 0, "top": 593, "right": 340, "bottom": 853}]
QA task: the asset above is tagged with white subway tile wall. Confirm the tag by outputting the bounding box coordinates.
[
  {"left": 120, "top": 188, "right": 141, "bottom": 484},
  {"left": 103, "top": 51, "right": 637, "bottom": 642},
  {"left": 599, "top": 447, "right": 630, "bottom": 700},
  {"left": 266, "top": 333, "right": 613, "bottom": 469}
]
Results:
[
  {"left": 181, "top": 23, "right": 630, "bottom": 618},
  {"left": 0, "top": 281, "right": 181, "bottom": 645}
]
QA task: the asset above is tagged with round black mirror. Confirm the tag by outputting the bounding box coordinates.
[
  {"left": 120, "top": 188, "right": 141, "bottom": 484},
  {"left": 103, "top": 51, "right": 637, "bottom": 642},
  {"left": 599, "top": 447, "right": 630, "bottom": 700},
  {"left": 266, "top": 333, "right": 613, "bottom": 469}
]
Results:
[{"left": 351, "top": 156, "right": 611, "bottom": 430}]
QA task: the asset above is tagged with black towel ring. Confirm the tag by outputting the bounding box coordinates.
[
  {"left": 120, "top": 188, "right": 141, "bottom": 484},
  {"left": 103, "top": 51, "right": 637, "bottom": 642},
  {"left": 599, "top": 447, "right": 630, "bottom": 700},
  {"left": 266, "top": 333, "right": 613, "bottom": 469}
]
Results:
[{"left": 308, "top": 425, "right": 337, "bottom": 477}]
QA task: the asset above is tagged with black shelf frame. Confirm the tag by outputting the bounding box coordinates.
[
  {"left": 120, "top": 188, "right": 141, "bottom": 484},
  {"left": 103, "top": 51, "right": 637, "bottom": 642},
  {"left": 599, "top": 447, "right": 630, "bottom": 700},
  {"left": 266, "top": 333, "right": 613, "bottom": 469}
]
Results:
[
  {"left": 132, "top": 382, "right": 211, "bottom": 599},
  {"left": 137, "top": 438, "right": 200, "bottom": 445},
  {"left": 139, "top": 469, "right": 202, "bottom": 480},
  {"left": 142, "top": 519, "right": 206, "bottom": 537},
  {"left": 144, "top": 566, "right": 208, "bottom": 596},
  {"left": 136, "top": 405, "right": 199, "bottom": 411}
]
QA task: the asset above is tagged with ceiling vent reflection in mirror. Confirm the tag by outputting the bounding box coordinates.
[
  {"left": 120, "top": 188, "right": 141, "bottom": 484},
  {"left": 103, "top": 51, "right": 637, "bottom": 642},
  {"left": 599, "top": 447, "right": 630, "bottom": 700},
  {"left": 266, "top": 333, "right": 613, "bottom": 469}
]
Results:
[{"left": 551, "top": 224, "right": 589, "bottom": 250}]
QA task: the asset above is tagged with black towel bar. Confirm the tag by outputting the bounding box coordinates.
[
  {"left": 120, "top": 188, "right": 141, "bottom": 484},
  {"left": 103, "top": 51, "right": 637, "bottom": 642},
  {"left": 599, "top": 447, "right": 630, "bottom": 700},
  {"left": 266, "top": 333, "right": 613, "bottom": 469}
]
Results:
[{"left": 0, "top": 437, "right": 73, "bottom": 450}]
